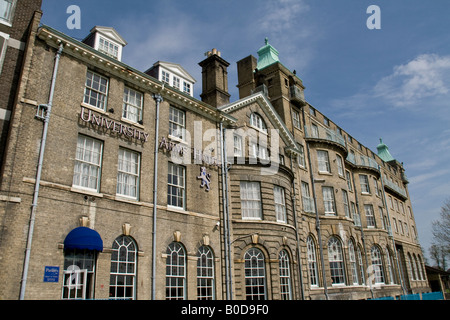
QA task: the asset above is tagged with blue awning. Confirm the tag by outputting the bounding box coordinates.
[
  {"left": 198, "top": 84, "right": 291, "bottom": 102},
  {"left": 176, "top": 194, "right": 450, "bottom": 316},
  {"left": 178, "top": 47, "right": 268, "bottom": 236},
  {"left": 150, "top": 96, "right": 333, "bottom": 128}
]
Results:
[{"left": 64, "top": 227, "right": 103, "bottom": 252}]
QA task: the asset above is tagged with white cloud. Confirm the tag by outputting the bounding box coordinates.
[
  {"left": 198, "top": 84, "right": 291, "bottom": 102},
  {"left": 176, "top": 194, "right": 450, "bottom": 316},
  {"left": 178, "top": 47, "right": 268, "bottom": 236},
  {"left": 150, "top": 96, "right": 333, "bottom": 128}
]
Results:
[
  {"left": 330, "top": 53, "right": 450, "bottom": 117},
  {"left": 374, "top": 54, "right": 450, "bottom": 107}
]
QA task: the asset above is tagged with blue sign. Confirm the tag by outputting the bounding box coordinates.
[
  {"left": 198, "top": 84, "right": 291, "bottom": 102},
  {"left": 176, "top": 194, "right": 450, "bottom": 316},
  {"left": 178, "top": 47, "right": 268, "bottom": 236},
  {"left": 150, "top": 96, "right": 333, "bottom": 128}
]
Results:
[{"left": 43, "top": 266, "right": 60, "bottom": 283}]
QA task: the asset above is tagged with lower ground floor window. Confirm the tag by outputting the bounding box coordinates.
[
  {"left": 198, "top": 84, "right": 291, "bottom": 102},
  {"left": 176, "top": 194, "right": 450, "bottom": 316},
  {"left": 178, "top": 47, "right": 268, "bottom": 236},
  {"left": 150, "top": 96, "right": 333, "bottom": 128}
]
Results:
[
  {"left": 62, "top": 249, "right": 97, "bottom": 300},
  {"left": 244, "top": 248, "right": 266, "bottom": 300}
]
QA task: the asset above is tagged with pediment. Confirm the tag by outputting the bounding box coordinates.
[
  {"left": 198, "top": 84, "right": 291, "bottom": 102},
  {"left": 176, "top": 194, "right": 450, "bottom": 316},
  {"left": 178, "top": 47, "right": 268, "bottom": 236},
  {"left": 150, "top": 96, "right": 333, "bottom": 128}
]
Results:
[
  {"left": 156, "top": 61, "right": 197, "bottom": 83},
  {"left": 90, "top": 26, "right": 127, "bottom": 46},
  {"left": 219, "top": 93, "right": 301, "bottom": 155}
]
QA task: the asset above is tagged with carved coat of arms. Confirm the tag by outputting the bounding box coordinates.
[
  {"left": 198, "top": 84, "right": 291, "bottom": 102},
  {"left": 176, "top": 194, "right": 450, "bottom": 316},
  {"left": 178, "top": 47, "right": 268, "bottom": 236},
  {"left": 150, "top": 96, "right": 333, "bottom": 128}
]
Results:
[{"left": 197, "top": 167, "right": 211, "bottom": 192}]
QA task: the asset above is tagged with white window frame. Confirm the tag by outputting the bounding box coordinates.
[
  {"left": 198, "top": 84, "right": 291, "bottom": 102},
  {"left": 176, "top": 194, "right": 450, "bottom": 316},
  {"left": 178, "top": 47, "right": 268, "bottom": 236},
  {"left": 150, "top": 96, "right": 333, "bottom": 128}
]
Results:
[
  {"left": 169, "top": 106, "right": 186, "bottom": 141},
  {"left": 197, "top": 246, "right": 215, "bottom": 300},
  {"left": 359, "top": 174, "right": 370, "bottom": 194},
  {"left": 342, "top": 189, "right": 350, "bottom": 218},
  {"left": 84, "top": 70, "right": 109, "bottom": 110},
  {"left": 0, "top": 0, "right": 16, "bottom": 26},
  {"left": 292, "top": 110, "right": 301, "bottom": 129},
  {"left": 364, "top": 204, "right": 376, "bottom": 228},
  {"left": 346, "top": 170, "right": 353, "bottom": 191},
  {"left": 274, "top": 186, "right": 287, "bottom": 223},
  {"left": 250, "top": 113, "right": 267, "bottom": 133},
  {"left": 173, "top": 76, "right": 180, "bottom": 89},
  {"left": 328, "top": 237, "right": 346, "bottom": 285},
  {"left": 322, "top": 186, "right": 336, "bottom": 215},
  {"left": 301, "top": 181, "right": 315, "bottom": 213},
  {"left": 109, "top": 236, "right": 137, "bottom": 300},
  {"left": 349, "top": 241, "right": 359, "bottom": 285},
  {"left": 240, "top": 181, "right": 262, "bottom": 220},
  {"left": 183, "top": 81, "right": 191, "bottom": 95},
  {"left": 73, "top": 135, "right": 103, "bottom": 192},
  {"left": 122, "top": 87, "right": 143, "bottom": 123},
  {"left": 167, "top": 162, "right": 186, "bottom": 209},
  {"left": 298, "top": 145, "right": 306, "bottom": 168},
  {"left": 166, "top": 242, "right": 186, "bottom": 300},
  {"left": 336, "top": 154, "right": 344, "bottom": 176},
  {"left": 116, "top": 148, "right": 140, "bottom": 200},
  {"left": 98, "top": 36, "right": 119, "bottom": 59},
  {"left": 371, "top": 246, "right": 385, "bottom": 284},
  {"left": 317, "top": 150, "right": 330, "bottom": 173},
  {"left": 0, "top": 31, "right": 9, "bottom": 75},
  {"left": 279, "top": 250, "right": 292, "bottom": 300},
  {"left": 233, "top": 134, "right": 243, "bottom": 157},
  {"left": 244, "top": 248, "right": 266, "bottom": 300},
  {"left": 162, "top": 70, "right": 170, "bottom": 84},
  {"left": 307, "top": 236, "right": 319, "bottom": 287}
]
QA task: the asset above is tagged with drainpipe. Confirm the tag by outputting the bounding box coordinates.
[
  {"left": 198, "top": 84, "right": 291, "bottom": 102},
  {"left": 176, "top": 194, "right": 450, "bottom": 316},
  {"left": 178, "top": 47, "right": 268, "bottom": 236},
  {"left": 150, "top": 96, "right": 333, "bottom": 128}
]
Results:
[
  {"left": 378, "top": 167, "right": 407, "bottom": 295},
  {"left": 219, "top": 122, "right": 233, "bottom": 299},
  {"left": 151, "top": 93, "right": 163, "bottom": 300},
  {"left": 301, "top": 108, "right": 328, "bottom": 300},
  {"left": 351, "top": 171, "right": 374, "bottom": 299},
  {"left": 19, "top": 43, "right": 64, "bottom": 300},
  {"left": 289, "top": 153, "right": 305, "bottom": 300}
]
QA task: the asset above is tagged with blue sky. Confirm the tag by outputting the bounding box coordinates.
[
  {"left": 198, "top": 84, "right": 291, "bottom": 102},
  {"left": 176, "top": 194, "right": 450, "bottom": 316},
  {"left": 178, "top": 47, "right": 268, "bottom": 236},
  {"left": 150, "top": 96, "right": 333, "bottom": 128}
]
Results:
[{"left": 40, "top": 0, "right": 450, "bottom": 262}]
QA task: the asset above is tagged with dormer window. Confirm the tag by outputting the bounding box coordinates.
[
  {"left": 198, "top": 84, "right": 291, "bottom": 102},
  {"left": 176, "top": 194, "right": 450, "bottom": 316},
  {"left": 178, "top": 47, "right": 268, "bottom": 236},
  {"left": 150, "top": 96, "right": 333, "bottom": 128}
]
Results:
[
  {"left": 145, "top": 61, "right": 196, "bottom": 97},
  {"left": 82, "top": 26, "right": 127, "bottom": 61},
  {"left": 98, "top": 37, "right": 119, "bottom": 59}
]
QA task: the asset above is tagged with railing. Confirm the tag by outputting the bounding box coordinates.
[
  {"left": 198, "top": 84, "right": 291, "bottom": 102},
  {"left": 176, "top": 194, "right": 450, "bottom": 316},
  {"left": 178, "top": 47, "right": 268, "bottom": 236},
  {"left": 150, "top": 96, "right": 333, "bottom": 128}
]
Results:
[
  {"left": 290, "top": 86, "right": 306, "bottom": 105},
  {"left": 305, "top": 125, "right": 347, "bottom": 148},
  {"left": 346, "top": 153, "right": 379, "bottom": 171},
  {"left": 384, "top": 178, "right": 408, "bottom": 199}
]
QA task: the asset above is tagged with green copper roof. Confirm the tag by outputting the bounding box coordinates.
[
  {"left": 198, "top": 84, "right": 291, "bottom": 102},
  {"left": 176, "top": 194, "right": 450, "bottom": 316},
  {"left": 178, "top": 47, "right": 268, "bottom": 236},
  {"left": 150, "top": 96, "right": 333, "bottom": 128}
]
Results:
[
  {"left": 377, "top": 138, "right": 395, "bottom": 162},
  {"left": 256, "top": 38, "right": 280, "bottom": 70}
]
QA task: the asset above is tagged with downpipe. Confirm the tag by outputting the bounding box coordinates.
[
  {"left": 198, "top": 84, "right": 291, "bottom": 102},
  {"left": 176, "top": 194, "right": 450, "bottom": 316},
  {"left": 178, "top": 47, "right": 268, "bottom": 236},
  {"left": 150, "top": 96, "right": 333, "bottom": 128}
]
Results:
[
  {"left": 151, "top": 92, "right": 163, "bottom": 300},
  {"left": 19, "top": 43, "right": 64, "bottom": 300}
]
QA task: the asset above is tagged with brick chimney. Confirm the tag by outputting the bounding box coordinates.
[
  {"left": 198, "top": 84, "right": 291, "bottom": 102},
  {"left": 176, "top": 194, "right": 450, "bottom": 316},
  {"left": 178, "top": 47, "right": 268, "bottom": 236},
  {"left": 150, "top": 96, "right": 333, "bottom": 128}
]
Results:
[{"left": 198, "top": 49, "right": 231, "bottom": 108}]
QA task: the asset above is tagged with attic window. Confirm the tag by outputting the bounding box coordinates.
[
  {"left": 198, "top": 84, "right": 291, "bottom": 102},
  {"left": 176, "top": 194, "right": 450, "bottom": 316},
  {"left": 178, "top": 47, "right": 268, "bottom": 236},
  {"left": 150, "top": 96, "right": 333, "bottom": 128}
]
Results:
[{"left": 98, "top": 37, "right": 119, "bottom": 59}]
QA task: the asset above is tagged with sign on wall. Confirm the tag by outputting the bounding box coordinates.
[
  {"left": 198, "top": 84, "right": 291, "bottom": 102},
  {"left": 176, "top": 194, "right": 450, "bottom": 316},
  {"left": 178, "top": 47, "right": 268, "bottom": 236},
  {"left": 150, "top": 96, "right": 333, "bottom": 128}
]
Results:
[{"left": 43, "top": 266, "right": 60, "bottom": 283}]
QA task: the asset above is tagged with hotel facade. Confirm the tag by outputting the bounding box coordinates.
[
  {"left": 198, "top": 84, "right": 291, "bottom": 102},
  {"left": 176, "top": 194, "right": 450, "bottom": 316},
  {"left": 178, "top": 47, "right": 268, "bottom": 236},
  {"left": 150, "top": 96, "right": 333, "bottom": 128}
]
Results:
[{"left": 0, "top": 6, "right": 429, "bottom": 300}]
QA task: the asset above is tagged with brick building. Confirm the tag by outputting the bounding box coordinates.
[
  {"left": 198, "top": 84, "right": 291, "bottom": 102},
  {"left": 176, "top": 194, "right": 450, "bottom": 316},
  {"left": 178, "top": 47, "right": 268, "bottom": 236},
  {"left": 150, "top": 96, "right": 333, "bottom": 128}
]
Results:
[
  {"left": 0, "top": 9, "right": 429, "bottom": 300},
  {"left": 0, "top": 0, "right": 42, "bottom": 172}
]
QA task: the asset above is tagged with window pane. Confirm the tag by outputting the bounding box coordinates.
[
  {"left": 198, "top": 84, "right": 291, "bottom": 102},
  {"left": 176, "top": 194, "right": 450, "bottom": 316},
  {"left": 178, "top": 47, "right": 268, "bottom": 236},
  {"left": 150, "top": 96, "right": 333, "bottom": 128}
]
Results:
[
  {"left": 73, "top": 135, "right": 103, "bottom": 191},
  {"left": 244, "top": 248, "right": 266, "bottom": 300}
]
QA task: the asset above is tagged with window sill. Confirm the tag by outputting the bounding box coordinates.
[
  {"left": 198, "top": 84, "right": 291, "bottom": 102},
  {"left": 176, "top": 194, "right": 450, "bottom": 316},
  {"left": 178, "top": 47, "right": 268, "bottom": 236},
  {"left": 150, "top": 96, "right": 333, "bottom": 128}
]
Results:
[
  {"left": 121, "top": 117, "right": 145, "bottom": 129},
  {"left": 81, "top": 102, "right": 109, "bottom": 115},
  {"left": 70, "top": 186, "right": 103, "bottom": 198},
  {"left": 168, "top": 135, "right": 188, "bottom": 145}
]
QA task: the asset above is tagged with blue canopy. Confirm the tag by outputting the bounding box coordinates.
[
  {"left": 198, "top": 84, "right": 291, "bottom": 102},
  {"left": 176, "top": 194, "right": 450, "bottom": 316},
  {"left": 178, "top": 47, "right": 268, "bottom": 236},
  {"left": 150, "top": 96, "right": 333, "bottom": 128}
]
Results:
[{"left": 64, "top": 227, "right": 103, "bottom": 252}]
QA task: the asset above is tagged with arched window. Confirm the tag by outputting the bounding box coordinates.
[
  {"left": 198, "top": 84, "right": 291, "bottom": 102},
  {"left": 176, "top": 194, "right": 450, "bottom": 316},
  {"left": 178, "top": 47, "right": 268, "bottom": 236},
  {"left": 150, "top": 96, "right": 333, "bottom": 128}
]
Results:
[
  {"left": 385, "top": 247, "right": 396, "bottom": 284},
  {"left": 357, "top": 245, "right": 365, "bottom": 285},
  {"left": 413, "top": 254, "right": 421, "bottom": 280},
  {"left": 197, "top": 246, "right": 215, "bottom": 300},
  {"left": 328, "top": 237, "right": 346, "bottom": 285},
  {"left": 244, "top": 248, "right": 266, "bottom": 300},
  {"left": 307, "top": 236, "right": 319, "bottom": 287},
  {"left": 408, "top": 253, "right": 417, "bottom": 280},
  {"left": 250, "top": 113, "right": 267, "bottom": 133},
  {"left": 166, "top": 242, "right": 186, "bottom": 300},
  {"left": 371, "top": 246, "right": 385, "bottom": 284},
  {"left": 279, "top": 250, "right": 292, "bottom": 300},
  {"left": 109, "top": 235, "right": 137, "bottom": 300},
  {"left": 348, "top": 240, "right": 359, "bottom": 285},
  {"left": 417, "top": 255, "right": 426, "bottom": 281}
]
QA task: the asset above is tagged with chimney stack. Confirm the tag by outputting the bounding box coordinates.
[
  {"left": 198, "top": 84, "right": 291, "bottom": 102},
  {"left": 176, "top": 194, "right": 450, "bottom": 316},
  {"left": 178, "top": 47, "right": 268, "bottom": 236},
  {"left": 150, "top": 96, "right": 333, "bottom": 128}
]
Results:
[{"left": 198, "top": 49, "right": 230, "bottom": 108}]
